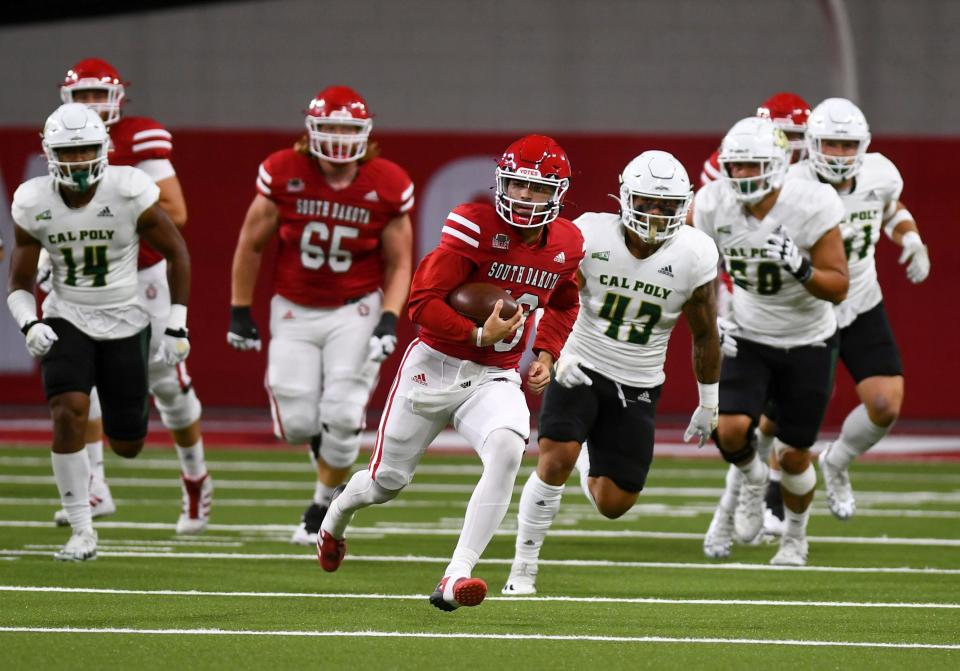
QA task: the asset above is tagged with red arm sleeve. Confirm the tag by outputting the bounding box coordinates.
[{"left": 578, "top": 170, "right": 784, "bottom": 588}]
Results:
[
  {"left": 532, "top": 273, "right": 580, "bottom": 360},
  {"left": 407, "top": 247, "right": 478, "bottom": 343}
]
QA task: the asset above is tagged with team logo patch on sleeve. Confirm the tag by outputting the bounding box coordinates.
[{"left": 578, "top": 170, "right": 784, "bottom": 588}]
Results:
[
  {"left": 591, "top": 250, "right": 610, "bottom": 261},
  {"left": 364, "top": 190, "right": 380, "bottom": 202},
  {"left": 286, "top": 178, "right": 305, "bottom": 193},
  {"left": 492, "top": 233, "right": 510, "bottom": 250},
  {"left": 35, "top": 209, "right": 52, "bottom": 221}
]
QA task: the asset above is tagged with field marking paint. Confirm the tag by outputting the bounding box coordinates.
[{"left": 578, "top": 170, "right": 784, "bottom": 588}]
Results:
[
  {"left": 2, "top": 519, "right": 959, "bottom": 547},
  {"left": 0, "top": 549, "right": 957, "bottom": 575},
  {"left": 1, "top": 585, "right": 957, "bottom": 609},
  {"left": 0, "top": 626, "right": 957, "bottom": 650}
]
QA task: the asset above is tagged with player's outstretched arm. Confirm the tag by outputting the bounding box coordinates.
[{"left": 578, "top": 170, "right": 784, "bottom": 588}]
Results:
[
  {"left": 6, "top": 226, "right": 58, "bottom": 357},
  {"left": 155, "top": 175, "right": 188, "bottom": 228},
  {"left": 139, "top": 203, "right": 193, "bottom": 364},
  {"left": 682, "top": 279, "right": 721, "bottom": 447},
  {"left": 884, "top": 201, "right": 929, "bottom": 284},
  {"left": 138, "top": 203, "right": 191, "bottom": 306},
  {"left": 368, "top": 214, "right": 414, "bottom": 362}
]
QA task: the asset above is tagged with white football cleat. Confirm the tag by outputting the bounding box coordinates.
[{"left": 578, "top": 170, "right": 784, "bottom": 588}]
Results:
[
  {"left": 176, "top": 473, "right": 213, "bottom": 534},
  {"left": 770, "top": 534, "right": 808, "bottom": 566},
  {"left": 501, "top": 561, "right": 538, "bottom": 595},
  {"left": 54, "top": 477, "right": 115, "bottom": 526},
  {"left": 54, "top": 527, "right": 98, "bottom": 562},
  {"left": 734, "top": 463, "right": 769, "bottom": 543},
  {"left": 703, "top": 505, "right": 735, "bottom": 559},
  {"left": 819, "top": 445, "right": 856, "bottom": 520}
]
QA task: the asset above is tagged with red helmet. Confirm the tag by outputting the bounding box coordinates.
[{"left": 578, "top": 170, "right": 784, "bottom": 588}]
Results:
[
  {"left": 495, "top": 135, "right": 571, "bottom": 227},
  {"left": 756, "top": 92, "right": 811, "bottom": 161},
  {"left": 60, "top": 58, "right": 127, "bottom": 126},
  {"left": 305, "top": 85, "right": 373, "bottom": 163}
]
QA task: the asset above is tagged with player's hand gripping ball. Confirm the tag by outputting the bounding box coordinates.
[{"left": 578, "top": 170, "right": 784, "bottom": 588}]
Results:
[{"left": 447, "top": 283, "right": 519, "bottom": 326}]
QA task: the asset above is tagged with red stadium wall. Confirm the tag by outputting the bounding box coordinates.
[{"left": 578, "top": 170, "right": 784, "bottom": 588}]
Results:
[{"left": 1, "top": 129, "right": 957, "bottom": 424}]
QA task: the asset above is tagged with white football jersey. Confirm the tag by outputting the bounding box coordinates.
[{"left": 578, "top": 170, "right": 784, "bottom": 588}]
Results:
[
  {"left": 787, "top": 154, "right": 902, "bottom": 327},
  {"left": 11, "top": 166, "right": 160, "bottom": 339},
  {"left": 562, "top": 213, "right": 719, "bottom": 387},
  {"left": 694, "top": 179, "right": 845, "bottom": 347}
]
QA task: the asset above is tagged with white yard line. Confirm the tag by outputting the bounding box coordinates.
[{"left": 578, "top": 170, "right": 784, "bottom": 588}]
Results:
[
  {"left": 1, "top": 585, "right": 956, "bottom": 609},
  {"left": 0, "top": 549, "right": 957, "bottom": 575},
  {"left": 1, "top": 519, "right": 959, "bottom": 546},
  {"left": 0, "top": 626, "right": 956, "bottom": 649},
  {"left": 3, "top": 474, "right": 960, "bottom": 505}
]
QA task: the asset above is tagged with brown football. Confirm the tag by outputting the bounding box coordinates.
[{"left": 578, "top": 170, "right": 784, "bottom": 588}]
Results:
[{"left": 447, "top": 282, "right": 519, "bottom": 325}]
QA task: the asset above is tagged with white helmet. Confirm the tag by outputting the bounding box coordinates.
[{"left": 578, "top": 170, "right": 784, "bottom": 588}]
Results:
[
  {"left": 42, "top": 103, "right": 109, "bottom": 191},
  {"left": 618, "top": 151, "right": 692, "bottom": 244},
  {"left": 718, "top": 116, "right": 791, "bottom": 205},
  {"left": 805, "top": 97, "right": 871, "bottom": 183}
]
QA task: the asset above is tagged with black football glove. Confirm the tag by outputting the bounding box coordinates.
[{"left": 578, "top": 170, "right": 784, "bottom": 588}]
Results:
[
  {"left": 227, "top": 306, "right": 261, "bottom": 351},
  {"left": 367, "top": 311, "right": 398, "bottom": 363}
]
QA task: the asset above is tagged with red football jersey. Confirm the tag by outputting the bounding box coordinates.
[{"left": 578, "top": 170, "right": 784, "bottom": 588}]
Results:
[
  {"left": 409, "top": 202, "right": 584, "bottom": 369},
  {"left": 108, "top": 116, "right": 175, "bottom": 268},
  {"left": 257, "top": 149, "right": 414, "bottom": 307}
]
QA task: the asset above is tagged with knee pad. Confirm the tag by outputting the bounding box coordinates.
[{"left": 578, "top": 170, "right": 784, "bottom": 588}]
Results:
[
  {"left": 269, "top": 391, "right": 319, "bottom": 445},
  {"left": 479, "top": 428, "right": 525, "bottom": 476},
  {"left": 319, "top": 422, "right": 362, "bottom": 469},
  {"left": 781, "top": 463, "right": 817, "bottom": 495},
  {"left": 87, "top": 387, "right": 102, "bottom": 422},
  {"left": 151, "top": 381, "right": 202, "bottom": 430},
  {"left": 370, "top": 461, "right": 412, "bottom": 492}
]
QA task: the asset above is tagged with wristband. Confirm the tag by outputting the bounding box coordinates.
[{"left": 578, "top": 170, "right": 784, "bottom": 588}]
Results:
[
  {"left": 168, "top": 304, "right": 188, "bottom": 331},
  {"left": 900, "top": 231, "right": 923, "bottom": 248},
  {"left": 475, "top": 327, "right": 484, "bottom": 347},
  {"left": 7, "top": 289, "right": 39, "bottom": 329},
  {"left": 883, "top": 208, "right": 914, "bottom": 239},
  {"left": 20, "top": 319, "right": 42, "bottom": 336},
  {"left": 697, "top": 382, "right": 719, "bottom": 408},
  {"left": 790, "top": 257, "right": 813, "bottom": 284}
]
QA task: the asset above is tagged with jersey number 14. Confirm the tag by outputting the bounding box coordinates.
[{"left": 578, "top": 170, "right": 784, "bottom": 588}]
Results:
[{"left": 60, "top": 245, "right": 108, "bottom": 287}]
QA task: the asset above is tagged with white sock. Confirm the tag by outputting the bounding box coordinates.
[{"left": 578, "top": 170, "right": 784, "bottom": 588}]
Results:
[
  {"left": 719, "top": 463, "right": 740, "bottom": 512},
  {"left": 783, "top": 506, "right": 810, "bottom": 539},
  {"left": 574, "top": 445, "right": 596, "bottom": 511},
  {"left": 52, "top": 450, "right": 92, "bottom": 532},
  {"left": 828, "top": 404, "right": 889, "bottom": 469},
  {"left": 313, "top": 481, "right": 335, "bottom": 507},
  {"left": 769, "top": 468, "right": 782, "bottom": 484},
  {"left": 513, "top": 471, "right": 565, "bottom": 565},
  {"left": 86, "top": 440, "right": 105, "bottom": 482},
  {"left": 755, "top": 429, "right": 775, "bottom": 463},
  {"left": 737, "top": 454, "right": 767, "bottom": 484},
  {"left": 321, "top": 468, "right": 395, "bottom": 539},
  {"left": 445, "top": 429, "right": 524, "bottom": 579},
  {"left": 176, "top": 439, "right": 207, "bottom": 478}
]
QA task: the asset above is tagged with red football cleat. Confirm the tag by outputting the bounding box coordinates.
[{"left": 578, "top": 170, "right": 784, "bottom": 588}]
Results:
[
  {"left": 317, "top": 529, "right": 346, "bottom": 572},
  {"left": 429, "top": 576, "right": 488, "bottom": 611}
]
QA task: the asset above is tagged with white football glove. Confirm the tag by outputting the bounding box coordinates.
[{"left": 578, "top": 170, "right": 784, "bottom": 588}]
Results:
[
  {"left": 156, "top": 327, "right": 191, "bottom": 365},
  {"left": 555, "top": 355, "right": 593, "bottom": 388},
  {"left": 898, "top": 232, "right": 930, "bottom": 284},
  {"left": 367, "top": 312, "right": 398, "bottom": 363},
  {"left": 36, "top": 248, "right": 53, "bottom": 294},
  {"left": 764, "top": 230, "right": 810, "bottom": 280},
  {"left": 683, "top": 404, "right": 719, "bottom": 448},
  {"left": 717, "top": 317, "right": 738, "bottom": 358},
  {"left": 23, "top": 321, "right": 58, "bottom": 358}
]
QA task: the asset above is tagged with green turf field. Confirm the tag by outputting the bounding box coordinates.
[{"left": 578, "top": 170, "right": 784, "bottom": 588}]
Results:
[{"left": 1, "top": 442, "right": 958, "bottom": 669}]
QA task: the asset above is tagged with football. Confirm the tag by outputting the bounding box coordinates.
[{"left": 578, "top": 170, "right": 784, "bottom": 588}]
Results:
[{"left": 447, "top": 282, "right": 519, "bottom": 325}]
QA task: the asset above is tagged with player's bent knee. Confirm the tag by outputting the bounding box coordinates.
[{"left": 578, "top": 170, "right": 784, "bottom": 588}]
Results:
[
  {"left": 480, "top": 429, "right": 525, "bottom": 476},
  {"left": 866, "top": 394, "right": 900, "bottom": 427},
  {"left": 370, "top": 463, "right": 411, "bottom": 492},
  {"left": 151, "top": 380, "right": 202, "bottom": 431},
  {"left": 781, "top": 462, "right": 816, "bottom": 495},
  {"left": 594, "top": 486, "right": 638, "bottom": 519},
  {"left": 319, "top": 423, "right": 362, "bottom": 469},
  {"left": 272, "top": 397, "right": 319, "bottom": 445},
  {"left": 109, "top": 438, "right": 144, "bottom": 459},
  {"left": 537, "top": 440, "right": 579, "bottom": 483}
]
